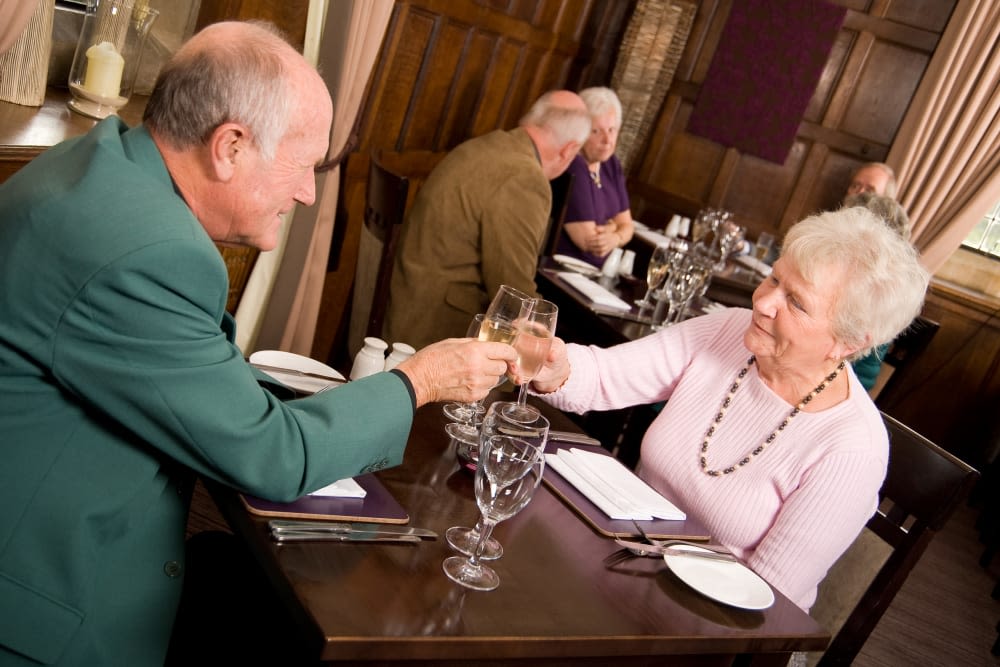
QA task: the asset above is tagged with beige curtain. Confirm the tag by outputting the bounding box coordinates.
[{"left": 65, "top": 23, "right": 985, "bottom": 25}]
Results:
[
  {"left": 242, "top": 0, "right": 393, "bottom": 354},
  {"left": 0, "top": 0, "right": 37, "bottom": 56},
  {"left": 887, "top": 0, "right": 1000, "bottom": 273}
]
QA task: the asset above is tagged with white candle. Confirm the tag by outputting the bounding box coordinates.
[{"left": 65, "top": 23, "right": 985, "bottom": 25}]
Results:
[{"left": 82, "top": 41, "right": 124, "bottom": 99}]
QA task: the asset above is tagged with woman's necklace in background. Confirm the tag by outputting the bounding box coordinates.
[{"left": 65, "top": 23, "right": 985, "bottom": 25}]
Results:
[
  {"left": 589, "top": 165, "right": 602, "bottom": 188},
  {"left": 700, "top": 356, "right": 845, "bottom": 476}
]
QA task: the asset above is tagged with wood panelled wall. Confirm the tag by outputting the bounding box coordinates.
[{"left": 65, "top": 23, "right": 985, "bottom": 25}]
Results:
[
  {"left": 312, "top": 0, "right": 1000, "bottom": 467},
  {"left": 312, "top": 0, "right": 633, "bottom": 368}
]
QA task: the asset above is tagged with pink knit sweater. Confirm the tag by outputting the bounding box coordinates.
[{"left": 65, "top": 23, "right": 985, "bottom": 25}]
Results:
[{"left": 541, "top": 308, "right": 887, "bottom": 610}]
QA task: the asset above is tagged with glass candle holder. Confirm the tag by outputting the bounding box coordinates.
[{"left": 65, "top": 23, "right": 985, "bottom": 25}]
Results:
[{"left": 67, "top": 0, "right": 158, "bottom": 120}]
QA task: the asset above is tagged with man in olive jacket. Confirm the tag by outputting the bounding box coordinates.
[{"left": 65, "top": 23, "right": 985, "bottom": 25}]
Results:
[
  {"left": 384, "top": 91, "right": 590, "bottom": 349},
  {"left": 0, "top": 22, "right": 514, "bottom": 666}
]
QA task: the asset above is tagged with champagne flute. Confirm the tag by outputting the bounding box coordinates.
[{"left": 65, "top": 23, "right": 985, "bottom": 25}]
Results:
[
  {"left": 481, "top": 284, "right": 532, "bottom": 348},
  {"left": 504, "top": 299, "right": 557, "bottom": 423},
  {"left": 446, "top": 403, "right": 549, "bottom": 560},
  {"left": 442, "top": 408, "right": 546, "bottom": 591},
  {"left": 635, "top": 243, "right": 670, "bottom": 309},
  {"left": 443, "top": 314, "right": 488, "bottom": 427}
]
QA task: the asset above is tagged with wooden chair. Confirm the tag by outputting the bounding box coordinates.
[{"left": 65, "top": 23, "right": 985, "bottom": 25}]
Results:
[
  {"left": 872, "top": 315, "right": 940, "bottom": 407},
  {"left": 541, "top": 171, "right": 575, "bottom": 259},
  {"left": 347, "top": 151, "right": 409, "bottom": 353},
  {"left": 816, "top": 412, "right": 979, "bottom": 666}
]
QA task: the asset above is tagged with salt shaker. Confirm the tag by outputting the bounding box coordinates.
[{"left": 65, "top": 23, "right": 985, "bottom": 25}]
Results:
[
  {"left": 384, "top": 342, "right": 416, "bottom": 371},
  {"left": 350, "top": 337, "right": 388, "bottom": 380},
  {"left": 601, "top": 247, "right": 624, "bottom": 278}
]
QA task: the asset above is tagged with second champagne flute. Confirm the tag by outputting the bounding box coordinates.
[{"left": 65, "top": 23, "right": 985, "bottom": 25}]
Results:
[{"left": 504, "top": 299, "right": 557, "bottom": 423}]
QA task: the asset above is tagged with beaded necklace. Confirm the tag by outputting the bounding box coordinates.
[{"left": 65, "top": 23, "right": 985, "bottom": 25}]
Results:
[{"left": 699, "top": 355, "right": 846, "bottom": 476}]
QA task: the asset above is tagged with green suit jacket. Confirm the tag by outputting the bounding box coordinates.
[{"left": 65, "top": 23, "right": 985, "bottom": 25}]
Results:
[
  {"left": 384, "top": 128, "right": 551, "bottom": 349},
  {"left": 0, "top": 120, "right": 413, "bottom": 665}
]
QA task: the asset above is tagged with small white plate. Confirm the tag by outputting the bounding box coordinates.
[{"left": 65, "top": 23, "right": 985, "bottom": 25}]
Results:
[
  {"left": 553, "top": 254, "right": 601, "bottom": 277},
  {"left": 249, "top": 350, "right": 345, "bottom": 394},
  {"left": 663, "top": 545, "right": 774, "bottom": 610}
]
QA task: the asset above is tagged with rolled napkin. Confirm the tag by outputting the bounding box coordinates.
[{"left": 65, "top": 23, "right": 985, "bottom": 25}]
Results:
[
  {"left": 558, "top": 271, "right": 632, "bottom": 311},
  {"left": 733, "top": 254, "right": 773, "bottom": 276},
  {"left": 308, "top": 477, "right": 367, "bottom": 498},
  {"left": 545, "top": 448, "right": 685, "bottom": 520},
  {"left": 634, "top": 227, "right": 670, "bottom": 246}
]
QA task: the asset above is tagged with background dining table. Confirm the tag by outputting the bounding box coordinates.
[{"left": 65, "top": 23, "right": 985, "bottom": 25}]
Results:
[{"left": 208, "top": 388, "right": 829, "bottom": 666}]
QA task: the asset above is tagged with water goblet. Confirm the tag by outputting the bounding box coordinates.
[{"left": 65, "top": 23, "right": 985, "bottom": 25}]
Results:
[
  {"left": 442, "top": 420, "right": 546, "bottom": 591},
  {"left": 446, "top": 402, "right": 549, "bottom": 560},
  {"left": 504, "top": 299, "right": 557, "bottom": 423}
]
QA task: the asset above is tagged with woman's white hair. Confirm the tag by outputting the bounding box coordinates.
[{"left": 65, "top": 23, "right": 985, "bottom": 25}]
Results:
[
  {"left": 780, "top": 206, "right": 929, "bottom": 359},
  {"left": 579, "top": 86, "right": 622, "bottom": 128}
]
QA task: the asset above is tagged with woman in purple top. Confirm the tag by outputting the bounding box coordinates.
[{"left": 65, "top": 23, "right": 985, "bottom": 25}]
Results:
[{"left": 556, "top": 87, "right": 635, "bottom": 268}]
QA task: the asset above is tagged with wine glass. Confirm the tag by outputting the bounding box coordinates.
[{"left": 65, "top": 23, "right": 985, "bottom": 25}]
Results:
[
  {"left": 635, "top": 243, "right": 670, "bottom": 309},
  {"left": 443, "top": 314, "right": 487, "bottom": 427},
  {"left": 481, "top": 284, "right": 533, "bottom": 347},
  {"left": 442, "top": 409, "right": 546, "bottom": 591},
  {"left": 504, "top": 299, "right": 557, "bottom": 423},
  {"left": 446, "top": 403, "right": 549, "bottom": 561}
]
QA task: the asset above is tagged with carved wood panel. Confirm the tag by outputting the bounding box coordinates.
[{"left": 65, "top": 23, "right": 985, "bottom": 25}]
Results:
[
  {"left": 629, "top": 0, "right": 956, "bottom": 243},
  {"left": 313, "top": 0, "right": 631, "bottom": 367}
]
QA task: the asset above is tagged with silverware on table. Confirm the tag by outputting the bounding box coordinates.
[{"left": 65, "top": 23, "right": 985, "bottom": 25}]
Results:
[
  {"left": 250, "top": 363, "right": 347, "bottom": 384},
  {"left": 268, "top": 520, "right": 437, "bottom": 539},
  {"left": 613, "top": 538, "right": 738, "bottom": 562},
  {"left": 548, "top": 430, "right": 602, "bottom": 446},
  {"left": 271, "top": 531, "right": 423, "bottom": 544}
]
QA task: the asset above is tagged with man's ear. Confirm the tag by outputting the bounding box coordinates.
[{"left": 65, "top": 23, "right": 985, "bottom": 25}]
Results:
[
  {"left": 206, "top": 122, "right": 249, "bottom": 181},
  {"left": 559, "top": 140, "right": 581, "bottom": 162}
]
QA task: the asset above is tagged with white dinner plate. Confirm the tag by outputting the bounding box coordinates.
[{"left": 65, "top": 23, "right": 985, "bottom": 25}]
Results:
[
  {"left": 553, "top": 254, "right": 602, "bottom": 277},
  {"left": 663, "top": 545, "right": 775, "bottom": 610},
  {"left": 249, "top": 350, "right": 345, "bottom": 394}
]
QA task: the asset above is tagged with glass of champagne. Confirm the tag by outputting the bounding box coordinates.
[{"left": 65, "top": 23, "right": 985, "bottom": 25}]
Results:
[
  {"left": 446, "top": 403, "right": 549, "bottom": 560},
  {"left": 442, "top": 406, "right": 546, "bottom": 591},
  {"left": 443, "top": 314, "right": 488, "bottom": 428},
  {"left": 635, "top": 243, "right": 670, "bottom": 309},
  {"left": 504, "top": 299, "right": 557, "bottom": 423}
]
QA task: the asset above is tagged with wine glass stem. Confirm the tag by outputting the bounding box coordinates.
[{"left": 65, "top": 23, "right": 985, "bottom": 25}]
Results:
[
  {"left": 517, "top": 383, "right": 529, "bottom": 409},
  {"left": 469, "top": 518, "right": 497, "bottom": 568}
]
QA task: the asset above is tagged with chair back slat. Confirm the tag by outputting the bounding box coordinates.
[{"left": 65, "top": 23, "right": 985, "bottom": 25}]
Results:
[
  {"left": 362, "top": 151, "right": 409, "bottom": 340},
  {"left": 817, "top": 412, "right": 978, "bottom": 666}
]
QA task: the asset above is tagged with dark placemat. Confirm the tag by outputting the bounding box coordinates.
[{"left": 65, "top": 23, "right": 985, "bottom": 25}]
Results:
[
  {"left": 543, "top": 442, "right": 711, "bottom": 541},
  {"left": 241, "top": 473, "right": 408, "bottom": 524}
]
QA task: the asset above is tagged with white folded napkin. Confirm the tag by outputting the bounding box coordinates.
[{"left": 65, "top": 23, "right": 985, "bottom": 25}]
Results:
[
  {"left": 733, "top": 254, "right": 772, "bottom": 276},
  {"left": 557, "top": 272, "right": 632, "bottom": 311},
  {"left": 308, "top": 477, "right": 367, "bottom": 498},
  {"left": 634, "top": 228, "right": 670, "bottom": 246},
  {"left": 545, "top": 448, "right": 685, "bottom": 520}
]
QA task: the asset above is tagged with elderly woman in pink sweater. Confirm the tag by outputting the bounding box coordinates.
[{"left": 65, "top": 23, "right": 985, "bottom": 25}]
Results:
[{"left": 531, "top": 207, "right": 929, "bottom": 611}]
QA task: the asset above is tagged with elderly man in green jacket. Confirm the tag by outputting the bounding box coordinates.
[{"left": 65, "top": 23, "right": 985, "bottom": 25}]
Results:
[{"left": 0, "top": 21, "right": 514, "bottom": 666}]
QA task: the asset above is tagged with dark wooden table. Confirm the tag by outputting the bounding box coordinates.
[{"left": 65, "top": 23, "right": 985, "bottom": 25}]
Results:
[{"left": 211, "top": 391, "right": 829, "bottom": 665}]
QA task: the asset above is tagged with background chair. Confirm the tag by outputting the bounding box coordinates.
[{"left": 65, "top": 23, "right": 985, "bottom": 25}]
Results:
[
  {"left": 871, "top": 315, "right": 940, "bottom": 406},
  {"left": 346, "top": 150, "right": 409, "bottom": 356},
  {"left": 813, "top": 412, "right": 979, "bottom": 666},
  {"left": 540, "top": 171, "right": 575, "bottom": 259}
]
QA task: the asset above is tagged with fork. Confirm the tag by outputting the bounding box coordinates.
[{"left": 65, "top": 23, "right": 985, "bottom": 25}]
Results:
[{"left": 631, "top": 519, "right": 732, "bottom": 555}]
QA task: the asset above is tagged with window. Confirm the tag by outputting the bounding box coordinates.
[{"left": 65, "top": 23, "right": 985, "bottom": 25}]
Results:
[{"left": 961, "top": 201, "right": 1000, "bottom": 258}]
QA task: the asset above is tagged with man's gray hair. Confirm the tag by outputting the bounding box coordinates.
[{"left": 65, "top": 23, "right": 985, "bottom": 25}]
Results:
[
  {"left": 579, "top": 86, "right": 622, "bottom": 129},
  {"left": 521, "top": 91, "right": 591, "bottom": 146},
  {"left": 143, "top": 21, "right": 293, "bottom": 162},
  {"left": 780, "top": 206, "right": 928, "bottom": 359},
  {"left": 855, "top": 162, "right": 898, "bottom": 199},
  {"left": 843, "top": 191, "right": 911, "bottom": 239}
]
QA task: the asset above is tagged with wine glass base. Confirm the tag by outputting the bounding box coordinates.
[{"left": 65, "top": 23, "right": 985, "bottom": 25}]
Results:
[
  {"left": 446, "top": 526, "right": 502, "bottom": 560},
  {"left": 442, "top": 402, "right": 484, "bottom": 423},
  {"left": 500, "top": 403, "right": 541, "bottom": 423},
  {"left": 445, "top": 423, "right": 480, "bottom": 471},
  {"left": 442, "top": 555, "right": 500, "bottom": 591},
  {"left": 634, "top": 298, "right": 656, "bottom": 309}
]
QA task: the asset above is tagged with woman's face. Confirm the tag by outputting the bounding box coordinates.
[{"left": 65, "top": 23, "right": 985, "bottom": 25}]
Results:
[
  {"left": 744, "top": 257, "right": 853, "bottom": 368},
  {"left": 581, "top": 110, "right": 618, "bottom": 165}
]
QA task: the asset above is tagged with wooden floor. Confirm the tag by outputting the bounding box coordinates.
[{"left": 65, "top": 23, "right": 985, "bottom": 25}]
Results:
[{"left": 186, "top": 483, "right": 1000, "bottom": 665}]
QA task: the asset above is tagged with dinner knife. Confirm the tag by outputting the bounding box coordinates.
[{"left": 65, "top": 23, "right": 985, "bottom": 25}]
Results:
[
  {"left": 271, "top": 531, "right": 423, "bottom": 544},
  {"left": 268, "top": 520, "right": 437, "bottom": 539},
  {"left": 548, "top": 430, "right": 602, "bottom": 446},
  {"left": 614, "top": 539, "right": 738, "bottom": 562},
  {"left": 250, "top": 363, "right": 347, "bottom": 384}
]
